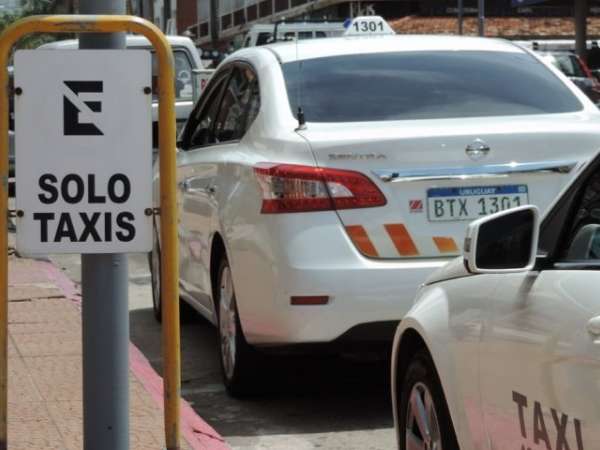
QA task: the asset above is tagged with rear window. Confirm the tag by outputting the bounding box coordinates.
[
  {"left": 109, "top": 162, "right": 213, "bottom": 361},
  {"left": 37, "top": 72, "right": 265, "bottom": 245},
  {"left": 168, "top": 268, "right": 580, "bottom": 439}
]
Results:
[
  {"left": 547, "top": 54, "right": 586, "bottom": 78},
  {"left": 282, "top": 51, "right": 583, "bottom": 122}
]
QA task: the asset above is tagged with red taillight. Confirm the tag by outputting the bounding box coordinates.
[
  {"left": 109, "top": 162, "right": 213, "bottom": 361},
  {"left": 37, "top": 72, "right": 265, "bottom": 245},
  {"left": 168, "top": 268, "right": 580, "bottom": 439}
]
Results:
[
  {"left": 254, "top": 163, "right": 386, "bottom": 214},
  {"left": 580, "top": 57, "right": 595, "bottom": 79},
  {"left": 578, "top": 57, "right": 600, "bottom": 89}
]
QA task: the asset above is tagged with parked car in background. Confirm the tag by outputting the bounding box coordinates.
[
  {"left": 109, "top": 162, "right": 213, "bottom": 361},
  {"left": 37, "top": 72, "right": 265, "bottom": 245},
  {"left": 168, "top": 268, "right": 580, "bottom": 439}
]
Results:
[
  {"left": 391, "top": 151, "right": 600, "bottom": 449},
  {"left": 537, "top": 51, "right": 600, "bottom": 104},
  {"left": 242, "top": 20, "right": 346, "bottom": 47}
]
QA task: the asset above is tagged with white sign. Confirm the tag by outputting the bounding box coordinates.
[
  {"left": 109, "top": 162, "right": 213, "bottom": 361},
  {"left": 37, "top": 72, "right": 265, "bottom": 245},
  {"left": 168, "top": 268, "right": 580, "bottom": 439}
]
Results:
[
  {"left": 343, "top": 16, "right": 395, "bottom": 36},
  {"left": 14, "top": 50, "right": 153, "bottom": 254}
]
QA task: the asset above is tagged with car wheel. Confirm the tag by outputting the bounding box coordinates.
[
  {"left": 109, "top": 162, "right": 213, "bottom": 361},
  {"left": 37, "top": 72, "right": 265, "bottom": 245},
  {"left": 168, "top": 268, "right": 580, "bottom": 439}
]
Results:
[
  {"left": 149, "top": 231, "right": 162, "bottom": 322},
  {"left": 398, "top": 349, "right": 459, "bottom": 450},
  {"left": 148, "top": 230, "right": 195, "bottom": 323},
  {"left": 216, "top": 256, "right": 258, "bottom": 396}
]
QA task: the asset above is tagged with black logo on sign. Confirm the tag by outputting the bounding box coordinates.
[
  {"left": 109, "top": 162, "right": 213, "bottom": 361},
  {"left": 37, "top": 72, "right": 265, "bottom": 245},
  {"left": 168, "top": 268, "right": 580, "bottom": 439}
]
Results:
[{"left": 63, "top": 81, "right": 103, "bottom": 136}]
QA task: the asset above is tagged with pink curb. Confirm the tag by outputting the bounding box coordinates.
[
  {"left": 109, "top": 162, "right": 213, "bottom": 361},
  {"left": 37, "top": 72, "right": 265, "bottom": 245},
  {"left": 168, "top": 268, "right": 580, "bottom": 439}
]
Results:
[{"left": 38, "top": 259, "right": 229, "bottom": 450}]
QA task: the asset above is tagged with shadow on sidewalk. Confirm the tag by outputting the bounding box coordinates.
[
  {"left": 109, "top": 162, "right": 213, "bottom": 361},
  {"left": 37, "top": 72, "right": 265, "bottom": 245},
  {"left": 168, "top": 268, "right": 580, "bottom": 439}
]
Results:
[{"left": 129, "top": 307, "right": 394, "bottom": 443}]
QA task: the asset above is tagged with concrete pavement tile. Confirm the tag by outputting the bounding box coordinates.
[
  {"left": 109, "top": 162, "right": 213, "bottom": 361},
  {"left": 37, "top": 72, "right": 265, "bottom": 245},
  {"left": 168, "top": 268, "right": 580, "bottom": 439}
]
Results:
[
  {"left": 9, "top": 443, "right": 66, "bottom": 450},
  {"left": 132, "top": 418, "right": 166, "bottom": 445},
  {"left": 24, "top": 356, "right": 82, "bottom": 401},
  {"left": 8, "top": 261, "right": 53, "bottom": 284},
  {"left": 130, "top": 389, "right": 162, "bottom": 418},
  {"left": 6, "top": 256, "right": 202, "bottom": 450},
  {"left": 12, "top": 332, "right": 81, "bottom": 356},
  {"left": 130, "top": 427, "right": 162, "bottom": 450},
  {"left": 10, "top": 319, "right": 81, "bottom": 335},
  {"left": 8, "top": 418, "right": 64, "bottom": 448},
  {"left": 7, "top": 402, "right": 52, "bottom": 422},
  {"left": 8, "top": 337, "right": 18, "bottom": 356},
  {"left": 9, "top": 286, "right": 64, "bottom": 301},
  {"left": 8, "top": 357, "right": 41, "bottom": 403},
  {"left": 57, "top": 418, "right": 183, "bottom": 450},
  {"left": 130, "top": 419, "right": 192, "bottom": 450},
  {"left": 46, "top": 400, "right": 83, "bottom": 423},
  {"left": 9, "top": 299, "right": 81, "bottom": 335},
  {"left": 9, "top": 296, "right": 79, "bottom": 317},
  {"left": 51, "top": 419, "right": 82, "bottom": 450}
]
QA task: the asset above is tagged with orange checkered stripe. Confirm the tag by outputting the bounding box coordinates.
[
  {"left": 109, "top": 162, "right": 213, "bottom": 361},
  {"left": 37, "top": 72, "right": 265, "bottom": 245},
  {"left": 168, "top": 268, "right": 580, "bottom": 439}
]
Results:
[{"left": 345, "top": 224, "right": 459, "bottom": 258}]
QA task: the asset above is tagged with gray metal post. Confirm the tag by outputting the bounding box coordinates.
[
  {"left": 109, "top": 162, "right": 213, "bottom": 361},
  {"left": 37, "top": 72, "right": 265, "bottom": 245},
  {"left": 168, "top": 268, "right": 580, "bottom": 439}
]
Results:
[
  {"left": 478, "top": 0, "right": 485, "bottom": 37},
  {"left": 79, "top": 0, "right": 128, "bottom": 448},
  {"left": 458, "top": 0, "right": 464, "bottom": 35},
  {"left": 575, "top": 0, "right": 589, "bottom": 60}
]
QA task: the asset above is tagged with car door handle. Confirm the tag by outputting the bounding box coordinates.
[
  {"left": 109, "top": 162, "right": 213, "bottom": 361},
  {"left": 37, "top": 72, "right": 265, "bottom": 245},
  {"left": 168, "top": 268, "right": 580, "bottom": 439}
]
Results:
[{"left": 586, "top": 316, "right": 600, "bottom": 336}]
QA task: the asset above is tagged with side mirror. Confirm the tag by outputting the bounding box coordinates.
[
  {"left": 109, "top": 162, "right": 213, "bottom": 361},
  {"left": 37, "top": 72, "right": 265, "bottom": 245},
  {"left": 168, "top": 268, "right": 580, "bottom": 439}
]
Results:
[{"left": 463, "top": 205, "right": 539, "bottom": 274}]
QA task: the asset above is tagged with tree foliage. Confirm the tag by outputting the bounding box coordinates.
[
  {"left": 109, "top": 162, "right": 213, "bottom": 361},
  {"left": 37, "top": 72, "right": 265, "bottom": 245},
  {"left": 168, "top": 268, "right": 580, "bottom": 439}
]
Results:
[{"left": 0, "top": 0, "right": 63, "bottom": 50}]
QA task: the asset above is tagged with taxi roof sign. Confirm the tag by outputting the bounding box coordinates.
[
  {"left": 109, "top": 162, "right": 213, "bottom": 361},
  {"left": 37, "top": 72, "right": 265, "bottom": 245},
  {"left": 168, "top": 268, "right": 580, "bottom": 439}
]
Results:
[{"left": 343, "top": 16, "right": 395, "bottom": 37}]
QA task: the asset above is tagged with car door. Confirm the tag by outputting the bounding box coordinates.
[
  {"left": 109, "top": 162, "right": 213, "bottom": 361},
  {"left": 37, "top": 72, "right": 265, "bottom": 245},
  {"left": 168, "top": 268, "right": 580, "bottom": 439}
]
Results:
[
  {"left": 176, "top": 69, "right": 229, "bottom": 313},
  {"left": 479, "top": 163, "right": 600, "bottom": 450},
  {"left": 177, "top": 63, "right": 260, "bottom": 317}
]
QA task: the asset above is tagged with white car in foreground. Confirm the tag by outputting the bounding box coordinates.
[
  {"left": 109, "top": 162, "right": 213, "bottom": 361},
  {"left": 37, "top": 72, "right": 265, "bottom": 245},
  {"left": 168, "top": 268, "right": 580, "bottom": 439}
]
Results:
[
  {"left": 391, "top": 157, "right": 600, "bottom": 449},
  {"left": 151, "top": 22, "right": 600, "bottom": 395}
]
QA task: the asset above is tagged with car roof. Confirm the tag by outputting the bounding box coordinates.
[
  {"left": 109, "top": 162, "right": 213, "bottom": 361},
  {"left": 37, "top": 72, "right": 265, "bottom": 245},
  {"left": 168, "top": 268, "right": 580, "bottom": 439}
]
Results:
[
  {"left": 238, "top": 35, "right": 526, "bottom": 64},
  {"left": 38, "top": 35, "right": 192, "bottom": 49}
]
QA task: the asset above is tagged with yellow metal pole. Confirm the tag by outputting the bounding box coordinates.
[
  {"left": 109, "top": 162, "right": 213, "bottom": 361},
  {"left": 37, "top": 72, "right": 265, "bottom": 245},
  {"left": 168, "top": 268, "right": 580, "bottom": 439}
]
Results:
[
  {"left": 0, "top": 23, "right": 8, "bottom": 450},
  {"left": 0, "top": 15, "right": 180, "bottom": 450}
]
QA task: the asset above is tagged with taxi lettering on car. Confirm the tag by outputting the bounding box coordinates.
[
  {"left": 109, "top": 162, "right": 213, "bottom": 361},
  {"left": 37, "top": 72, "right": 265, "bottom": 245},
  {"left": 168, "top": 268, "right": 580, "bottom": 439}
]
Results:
[
  {"left": 391, "top": 153, "right": 600, "bottom": 449},
  {"left": 150, "top": 16, "right": 600, "bottom": 396}
]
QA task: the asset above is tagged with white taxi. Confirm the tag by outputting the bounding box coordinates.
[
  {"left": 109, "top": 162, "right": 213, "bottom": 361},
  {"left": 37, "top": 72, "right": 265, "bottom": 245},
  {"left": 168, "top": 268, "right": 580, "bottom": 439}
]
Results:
[
  {"left": 390, "top": 158, "right": 600, "bottom": 449},
  {"left": 150, "top": 17, "right": 600, "bottom": 395}
]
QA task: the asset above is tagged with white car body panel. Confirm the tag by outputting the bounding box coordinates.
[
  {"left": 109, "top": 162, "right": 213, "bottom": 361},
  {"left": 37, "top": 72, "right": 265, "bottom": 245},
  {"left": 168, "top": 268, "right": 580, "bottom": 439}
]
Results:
[
  {"left": 392, "top": 278, "right": 491, "bottom": 450},
  {"left": 479, "top": 270, "right": 600, "bottom": 450},
  {"left": 393, "top": 268, "right": 600, "bottom": 450},
  {"left": 158, "top": 35, "right": 600, "bottom": 346}
]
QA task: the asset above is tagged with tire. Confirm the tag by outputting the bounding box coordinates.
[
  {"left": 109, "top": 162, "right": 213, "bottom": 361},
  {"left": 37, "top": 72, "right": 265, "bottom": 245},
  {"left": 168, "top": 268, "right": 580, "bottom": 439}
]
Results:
[
  {"left": 149, "top": 231, "right": 162, "bottom": 322},
  {"left": 398, "top": 349, "right": 459, "bottom": 450},
  {"left": 148, "top": 230, "right": 195, "bottom": 323},
  {"left": 216, "top": 256, "right": 259, "bottom": 397}
]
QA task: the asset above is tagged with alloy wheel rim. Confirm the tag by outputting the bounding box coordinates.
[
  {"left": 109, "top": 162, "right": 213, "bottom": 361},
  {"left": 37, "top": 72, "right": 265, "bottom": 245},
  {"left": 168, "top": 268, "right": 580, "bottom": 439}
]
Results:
[
  {"left": 219, "top": 266, "right": 237, "bottom": 380},
  {"left": 405, "top": 382, "right": 442, "bottom": 450}
]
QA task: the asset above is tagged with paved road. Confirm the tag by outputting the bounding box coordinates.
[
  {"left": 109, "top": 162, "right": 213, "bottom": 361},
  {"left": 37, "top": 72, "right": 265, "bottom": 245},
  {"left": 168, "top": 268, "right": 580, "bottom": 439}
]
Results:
[{"left": 48, "top": 252, "right": 396, "bottom": 450}]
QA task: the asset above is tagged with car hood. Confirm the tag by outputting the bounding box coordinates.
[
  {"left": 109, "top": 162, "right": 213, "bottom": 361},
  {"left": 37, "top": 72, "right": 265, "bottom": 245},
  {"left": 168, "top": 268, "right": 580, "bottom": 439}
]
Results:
[{"left": 424, "top": 256, "right": 472, "bottom": 285}]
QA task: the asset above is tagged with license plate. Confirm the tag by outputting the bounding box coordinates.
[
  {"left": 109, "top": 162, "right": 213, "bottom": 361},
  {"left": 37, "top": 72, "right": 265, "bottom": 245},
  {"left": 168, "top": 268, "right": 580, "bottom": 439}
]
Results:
[{"left": 427, "top": 185, "right": 529, "bottom": 222}]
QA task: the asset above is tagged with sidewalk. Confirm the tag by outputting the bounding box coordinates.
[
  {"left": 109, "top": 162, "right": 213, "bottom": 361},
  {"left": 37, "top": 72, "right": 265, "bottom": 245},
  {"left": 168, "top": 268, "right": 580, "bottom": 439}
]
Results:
[{"left": 6, "top": 253, "right": 229, "bottom": 450}]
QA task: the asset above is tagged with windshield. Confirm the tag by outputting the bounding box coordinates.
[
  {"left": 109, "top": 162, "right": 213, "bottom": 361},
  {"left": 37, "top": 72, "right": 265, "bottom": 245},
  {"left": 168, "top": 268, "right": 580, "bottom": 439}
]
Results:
[
  {"left": 282, "top": 51, "right": 583, "bottom": 123},
  {"left": 149, "top": 49, "right": 194, "bottom": 101}
]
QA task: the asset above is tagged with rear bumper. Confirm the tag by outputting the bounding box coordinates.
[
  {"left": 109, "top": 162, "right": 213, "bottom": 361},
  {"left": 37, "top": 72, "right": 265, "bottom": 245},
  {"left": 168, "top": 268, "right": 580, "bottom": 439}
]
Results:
[
  {"left": 228, "top": 212, "right": 449, "bottom": 346},
  {"left": 244, "top": 259, "right": 447, "bottom": 345}
]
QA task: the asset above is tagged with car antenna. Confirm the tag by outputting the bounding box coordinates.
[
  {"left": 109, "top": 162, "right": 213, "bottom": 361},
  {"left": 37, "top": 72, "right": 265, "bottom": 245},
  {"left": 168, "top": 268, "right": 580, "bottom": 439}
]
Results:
[{"left": 295, "top": 37, "right": 307, "bottom": 131}]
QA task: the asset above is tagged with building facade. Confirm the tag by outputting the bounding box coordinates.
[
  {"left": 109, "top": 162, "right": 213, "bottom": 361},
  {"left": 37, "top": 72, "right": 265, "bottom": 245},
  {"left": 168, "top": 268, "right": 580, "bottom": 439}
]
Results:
[
  {"left": 189, "top": 0, "right": 406, "bottom": 47},
  {"left": 173, "top": 0, "right": 600, "bottom": 48}
]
